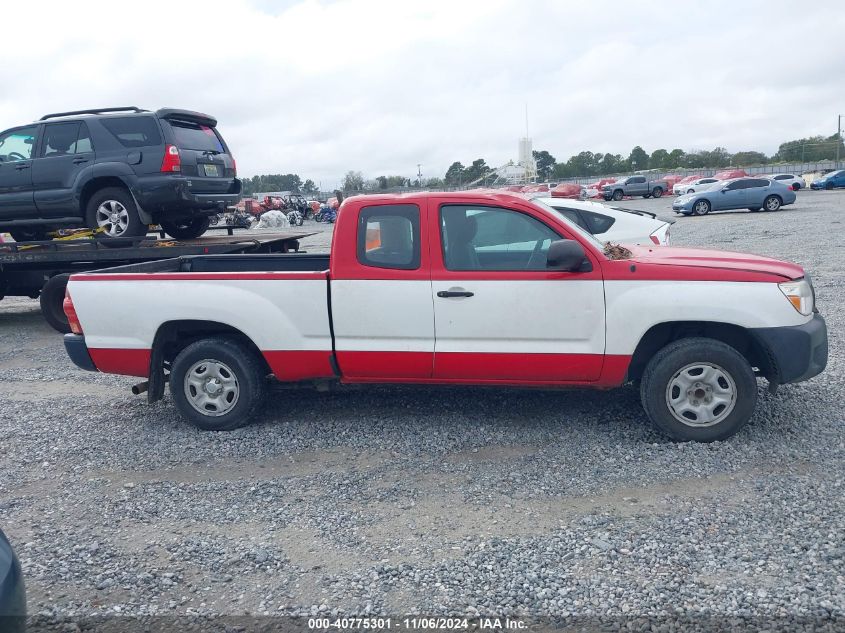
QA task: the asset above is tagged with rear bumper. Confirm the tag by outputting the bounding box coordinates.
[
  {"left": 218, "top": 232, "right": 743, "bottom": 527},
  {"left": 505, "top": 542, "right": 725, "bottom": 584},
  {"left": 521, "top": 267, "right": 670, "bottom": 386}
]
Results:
[
  {"left": 64, "top": 334, "right": 97, "bottom": 372},
  {"left": 750, "top": 313, "right": 828, "bottom": 385},
  {"left": 134, "top": 176, "right": 242, "bottom": 217}
]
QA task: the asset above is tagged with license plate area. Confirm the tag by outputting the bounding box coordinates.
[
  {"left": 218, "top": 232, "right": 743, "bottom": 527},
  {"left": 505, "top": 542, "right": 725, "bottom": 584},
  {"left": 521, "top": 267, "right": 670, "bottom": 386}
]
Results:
[{"left": 202, "top": 164, "right": 221, "bottom": 177}]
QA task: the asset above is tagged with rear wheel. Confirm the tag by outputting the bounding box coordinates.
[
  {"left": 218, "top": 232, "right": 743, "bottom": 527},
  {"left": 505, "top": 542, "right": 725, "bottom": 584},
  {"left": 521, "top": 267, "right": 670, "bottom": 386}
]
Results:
[
  {"left": 170, "top": 337, "right": 267, "bottom": 431},
  {"left": 652, "top": 187, "right": 664, "bottom": 198},
  {"left": 39, "top": 273, "right": 71, "bottom": 333},
  {"left": 764, "top": 195, "right": 781, "bottom": 212},
  {"left": 692, "top": 199, "right": 711, "bottom": 215},
  {"left": 640, "top": 337, "right": 757, "bottom": 442},
  {"left": 160, "top": 216, "right": 212, "bottom": 240},
  {"left": 612, "top": 190, "right": 624, "bottom": 201},
  {"left": 9, "top": 228, "right": 49, "bottom": 242},
  {"left": 86, "top": 187, "right": 147, "bottom": 239}
]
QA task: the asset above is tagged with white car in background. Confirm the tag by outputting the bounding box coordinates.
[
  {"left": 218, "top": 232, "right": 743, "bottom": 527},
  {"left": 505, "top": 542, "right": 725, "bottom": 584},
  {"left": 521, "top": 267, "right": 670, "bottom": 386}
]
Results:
[
  {"left": 673, "top": 177, "right": 720, "bottom": 196},
  {"left": 769, "top": 173, "right": 805, "bottom": 190},
  {"left": 534, "top": 197, "right": 673, "bottom": 245}
]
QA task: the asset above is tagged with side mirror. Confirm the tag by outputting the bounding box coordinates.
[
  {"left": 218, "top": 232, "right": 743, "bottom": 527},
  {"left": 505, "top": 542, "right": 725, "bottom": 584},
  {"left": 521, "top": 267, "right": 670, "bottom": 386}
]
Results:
[{"left": 547, "top": 239, "right": 591, "bottom": 272}]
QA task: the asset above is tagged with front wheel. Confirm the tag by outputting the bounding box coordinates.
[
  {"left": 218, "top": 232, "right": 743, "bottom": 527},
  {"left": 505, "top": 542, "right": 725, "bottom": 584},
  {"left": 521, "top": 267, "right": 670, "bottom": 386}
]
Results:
[
  {"left": 161, "top": 216, "right": 212, "bottom": 240},
  {"left": 651, "top": 187, "right": 664, "bottom": 198},
  {"left": 825, "top": 182, "right": 833, "bottom": 190},
  {"left": 640, "top": 337, "right": 757, "bottom": 442},
  {"left": 170, "top": 337, "right": 267, "bottom": 431},
  {"left": 692, "top": 199, "right": 711, "bottom": 215},
  {"left": 612, "top": 190, "right": 624, "bottom": 201},
  {"left": 764, "top": 195, "right": 781, "bottom": 212}
]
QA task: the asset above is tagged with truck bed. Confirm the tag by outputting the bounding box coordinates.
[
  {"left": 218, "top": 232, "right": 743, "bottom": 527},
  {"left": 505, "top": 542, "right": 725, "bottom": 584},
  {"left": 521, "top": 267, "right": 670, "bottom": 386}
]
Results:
[{"left": 81, "top": 253, "right": 331, "bottom": 275}]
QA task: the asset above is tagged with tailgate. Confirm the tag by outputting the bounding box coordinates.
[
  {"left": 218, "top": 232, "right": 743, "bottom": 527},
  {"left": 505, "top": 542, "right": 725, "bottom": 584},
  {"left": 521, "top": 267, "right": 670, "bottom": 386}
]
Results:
[{"left": 163, "top": 118, "right": 235, "bottom": 193}]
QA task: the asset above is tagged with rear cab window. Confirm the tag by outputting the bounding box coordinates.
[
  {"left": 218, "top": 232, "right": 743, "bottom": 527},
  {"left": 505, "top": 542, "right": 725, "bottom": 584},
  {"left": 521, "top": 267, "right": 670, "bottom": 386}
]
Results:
[
  {"left": 357, "top": 205, "right": 420, "bottom": 270},
  {"left": 100, "top": 116, "right": 162, "bottom": 148},
  {"left": 168, "top": 120, "right": 225, "bottom": 152}
]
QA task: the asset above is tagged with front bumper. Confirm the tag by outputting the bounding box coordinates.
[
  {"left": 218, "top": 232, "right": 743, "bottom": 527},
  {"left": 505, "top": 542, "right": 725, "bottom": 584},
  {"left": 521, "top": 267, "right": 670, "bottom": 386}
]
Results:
[
  {"left": 750, "top": 313, "right": 828, "bottom": 385},
  {"left": 64, "top": 334, "right": 97, "bottom": 372}
]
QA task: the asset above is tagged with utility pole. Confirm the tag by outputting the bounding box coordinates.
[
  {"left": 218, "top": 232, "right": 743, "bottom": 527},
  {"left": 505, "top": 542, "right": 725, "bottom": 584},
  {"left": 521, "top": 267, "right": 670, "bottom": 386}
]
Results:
[{"left": 417, "top": 163, "right": 422, "bottom": 187}]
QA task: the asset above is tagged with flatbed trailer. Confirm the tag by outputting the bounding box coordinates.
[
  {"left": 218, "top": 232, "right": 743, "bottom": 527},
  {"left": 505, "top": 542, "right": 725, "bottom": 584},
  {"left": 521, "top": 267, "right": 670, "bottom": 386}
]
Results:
[{"left": 0, "top": 230, "right": 313, "bottom": 333}]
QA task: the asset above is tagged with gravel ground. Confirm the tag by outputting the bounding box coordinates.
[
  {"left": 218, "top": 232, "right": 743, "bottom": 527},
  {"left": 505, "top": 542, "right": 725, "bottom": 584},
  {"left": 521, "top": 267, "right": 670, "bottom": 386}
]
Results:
[{"left": 1, "top": 189, "right": 843, "bottom": 631}]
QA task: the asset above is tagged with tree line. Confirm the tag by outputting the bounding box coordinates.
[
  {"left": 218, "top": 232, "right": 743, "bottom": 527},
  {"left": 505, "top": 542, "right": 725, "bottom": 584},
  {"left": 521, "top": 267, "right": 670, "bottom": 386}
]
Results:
[{"left": 240, "top": 133, "right": 844, "bottom": 196}]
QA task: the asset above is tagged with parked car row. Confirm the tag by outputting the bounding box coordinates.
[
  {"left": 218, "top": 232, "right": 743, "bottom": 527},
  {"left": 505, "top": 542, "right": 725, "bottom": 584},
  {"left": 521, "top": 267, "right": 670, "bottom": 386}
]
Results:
[{"left": 672, "top": 177, "right": 797, "bottom": 215}]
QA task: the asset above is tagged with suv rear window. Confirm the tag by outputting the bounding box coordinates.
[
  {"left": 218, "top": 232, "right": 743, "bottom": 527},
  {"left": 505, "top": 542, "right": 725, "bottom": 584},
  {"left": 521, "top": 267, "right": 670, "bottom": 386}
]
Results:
[
  {"left": 169, "top": 121, "right": 225, "bottom": 152},
  {"left": 100, "top": 116, "right": 162, "bottom": 148}
]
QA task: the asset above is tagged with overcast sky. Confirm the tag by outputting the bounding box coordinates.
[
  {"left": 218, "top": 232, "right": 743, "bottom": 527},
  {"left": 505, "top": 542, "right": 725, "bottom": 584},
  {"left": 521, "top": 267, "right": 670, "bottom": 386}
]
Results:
[{"left": 2, "top": 0, "right": 843, "bottom": 188}]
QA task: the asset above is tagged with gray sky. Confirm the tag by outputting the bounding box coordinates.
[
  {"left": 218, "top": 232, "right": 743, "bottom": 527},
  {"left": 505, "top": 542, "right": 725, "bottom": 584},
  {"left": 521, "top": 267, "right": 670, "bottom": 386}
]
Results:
[{"left": 2, "top": 0, "right": 843, "bottom": 188}]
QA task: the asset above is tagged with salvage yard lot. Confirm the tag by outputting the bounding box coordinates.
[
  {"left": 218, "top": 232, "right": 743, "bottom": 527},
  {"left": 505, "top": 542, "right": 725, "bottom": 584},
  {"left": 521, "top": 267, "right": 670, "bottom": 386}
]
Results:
[{"left": 1, "top": 190, "right": 843, "bottom": 626}]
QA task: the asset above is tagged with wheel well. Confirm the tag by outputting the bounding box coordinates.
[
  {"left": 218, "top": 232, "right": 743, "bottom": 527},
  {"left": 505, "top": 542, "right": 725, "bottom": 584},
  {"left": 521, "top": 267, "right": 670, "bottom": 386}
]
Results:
[
  {"left": 152, "top": 320, "right": 271, "bottom": 376},
  {"left": 79, "top": 177, "right": 130, "bottom": 220},
  {"left": 627, "top": 321, "right": 774, "bottom": 383}
]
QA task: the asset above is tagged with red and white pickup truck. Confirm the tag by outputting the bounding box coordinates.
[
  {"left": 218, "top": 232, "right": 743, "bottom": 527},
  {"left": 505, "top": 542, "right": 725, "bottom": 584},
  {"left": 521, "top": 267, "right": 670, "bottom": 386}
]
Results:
[{"left": 62, "top": 191, "right": 828, "bottom": 441}]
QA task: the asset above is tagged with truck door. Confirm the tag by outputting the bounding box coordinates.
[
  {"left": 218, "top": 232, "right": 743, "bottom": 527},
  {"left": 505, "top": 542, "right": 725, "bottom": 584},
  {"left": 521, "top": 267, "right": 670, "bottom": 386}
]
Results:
[
  {"left": 0, "top": 125, "right": 38, "bottom": 220},
  {"left": 32, "top": 122, "right": 95, "bottom": 218},
  {"left": 330, "top": 202, "right": 435, "bottom": 379},
  {"left": 629, "top": 176, "right": 646, "bottom": 195},
  {"left": 430, "top": 202, "right": 606, "bottom": 382}
]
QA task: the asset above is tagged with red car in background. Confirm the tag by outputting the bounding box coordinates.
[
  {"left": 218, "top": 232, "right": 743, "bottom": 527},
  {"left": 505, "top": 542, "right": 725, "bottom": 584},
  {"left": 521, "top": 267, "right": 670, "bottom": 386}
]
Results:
[
  {"left": 550, "top": 183, "right": 584, "bottom": 199},
  {"left": 714, "top": 169, "right": 748, "bottom": 180}
]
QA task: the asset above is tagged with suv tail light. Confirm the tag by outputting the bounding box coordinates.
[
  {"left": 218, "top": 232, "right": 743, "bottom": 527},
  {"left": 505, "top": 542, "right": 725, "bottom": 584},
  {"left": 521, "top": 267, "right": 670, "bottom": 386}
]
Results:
[
  {"left": 161, "top": 144, "right": 181, "bottom": 172},
  {"left": 63, "top": 289, "right": 84, "bottom": 335}
]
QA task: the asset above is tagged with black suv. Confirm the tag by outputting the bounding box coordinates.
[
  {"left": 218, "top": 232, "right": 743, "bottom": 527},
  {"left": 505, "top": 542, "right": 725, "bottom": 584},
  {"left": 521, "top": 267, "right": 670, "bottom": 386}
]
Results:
[{"left": 0, "top": 106, "right": 241, "bottom": 241}]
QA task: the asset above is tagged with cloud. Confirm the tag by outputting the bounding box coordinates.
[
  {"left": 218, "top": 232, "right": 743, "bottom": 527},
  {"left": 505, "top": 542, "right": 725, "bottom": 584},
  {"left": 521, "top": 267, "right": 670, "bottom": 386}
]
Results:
[{"left": 1, "top": 0, "right": 843, "bottom": 187}]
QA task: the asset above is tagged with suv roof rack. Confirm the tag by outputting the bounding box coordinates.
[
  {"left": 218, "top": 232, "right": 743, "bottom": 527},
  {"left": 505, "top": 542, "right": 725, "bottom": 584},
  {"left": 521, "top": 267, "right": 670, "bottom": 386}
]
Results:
[{"left": 40, "top": 107, "right": 148, "bottom": 121}]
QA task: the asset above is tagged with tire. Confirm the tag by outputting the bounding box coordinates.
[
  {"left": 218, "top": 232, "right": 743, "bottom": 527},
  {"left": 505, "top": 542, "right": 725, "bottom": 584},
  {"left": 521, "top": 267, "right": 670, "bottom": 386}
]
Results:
[
  {"left": 652, "top": 187, "right": 664, "bottom": 198},
  {"left": 748, "top": 207, "right": 762, "bottom": 212},
  {"left": 39, "top": 274, "right": 71, "bottom": 333},
  {"left": 86, "top": 187, "right": 147, "bottom": 238},
  {"left": 9, "top": 228, "right": 49, "bottom": 242},
  {"left": 170, "top": 337, "right": 267, "bottom": 431},
  {"left": 160, "top": 216, "right": 212, "bottom": 240},
  {"left": 764, "top": 195, "right": 781, "bottom": 212},
  {"left": 825, "top": 182, "right": 833, "bottom": 190},
  {"left": 640, "top": 337, "right": 757, "bottom": 442},
  {"left": 612, "top": 190, "right": 624, "bottom": 201},
  {"left": 692, "top": 199, "right": 711, "bottom": 215}
]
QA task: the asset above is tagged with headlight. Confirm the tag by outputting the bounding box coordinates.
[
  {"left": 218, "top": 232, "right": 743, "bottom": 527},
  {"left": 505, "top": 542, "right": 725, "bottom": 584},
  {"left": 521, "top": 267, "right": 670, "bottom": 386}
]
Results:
[{"left": 779, "top": 278, "right": 814, "bottom": 315}]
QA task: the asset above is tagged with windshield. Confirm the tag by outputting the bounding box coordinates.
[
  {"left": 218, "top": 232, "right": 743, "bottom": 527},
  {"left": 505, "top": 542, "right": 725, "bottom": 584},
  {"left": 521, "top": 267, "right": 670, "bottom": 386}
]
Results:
[
  {"left": 531, "top": 199, "right": 605, "bottom": 249},
  {"left": 824, "top": 170, "right": 842, "bottom": 179}
]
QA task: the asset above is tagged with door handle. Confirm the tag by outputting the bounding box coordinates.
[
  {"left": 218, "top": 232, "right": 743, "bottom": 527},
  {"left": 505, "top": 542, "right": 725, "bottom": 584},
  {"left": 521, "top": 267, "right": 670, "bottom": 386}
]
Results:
[
  {"left": 437, "top": 290, "right": 474, "bottom": 298},
  {"left": 14, "top": 163, "right": 30, "bottom": 170},
  {"left": 72, "top": 158, "right": 89, "bottom": 164}
]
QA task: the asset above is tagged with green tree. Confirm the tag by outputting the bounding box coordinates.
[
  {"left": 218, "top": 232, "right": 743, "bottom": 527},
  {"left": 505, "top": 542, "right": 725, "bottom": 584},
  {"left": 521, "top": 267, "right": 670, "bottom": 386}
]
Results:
[
  {"left": 302, "top": 179, "right": 318, "bottom": 194},
  {"left": 464, "top": 158, "right": 493, "bottom": 185},
  {"left": 342, "top": 170, "right": 365, "bottom": 192},
  {"left": 598, "top": 153, "right": 624, "bottom": 175},
  {"left": 444, "top": 161, "right": 466, "bottom": 186},
  {"left": 532, "top": 150, "right": 556, "bottom": 181},
  {"left": 627, "top": 146, "right": 649, "bottom": 171},
  {"left": 649, "top": 149, "right": 669, "bottom": 169},
  {"left": 566, "top": 151, "right": 599, "bottom": 177},
  {"left": 776, "top": 135, "right": 844, "bottom": 162},
  {"left": 666, "top": 149, "right": 686, "bottom": 167},
  {"left": 731, "top": 151, "right": 768, "bottom": 166}
]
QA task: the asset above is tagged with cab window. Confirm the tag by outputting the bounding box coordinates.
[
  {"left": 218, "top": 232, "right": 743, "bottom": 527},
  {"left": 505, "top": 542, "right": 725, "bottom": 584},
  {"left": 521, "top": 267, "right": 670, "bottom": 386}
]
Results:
[
  {"left": 357, "top": 204, "right": 420, "bottom": 270},
  {"left": 0, "top": 126, "right": 37, "bottom": 162},
  {"left": 440, "top": 205, "right": 560, "bottom": 271}
]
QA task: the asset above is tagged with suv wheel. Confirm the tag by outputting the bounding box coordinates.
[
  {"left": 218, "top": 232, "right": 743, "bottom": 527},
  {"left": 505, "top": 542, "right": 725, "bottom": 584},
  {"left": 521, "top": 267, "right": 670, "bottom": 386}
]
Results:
[
  {"left": 170, "top": 337, "right": 267, "bottom": 431},
  {"left": 640, "top": 337, "right": 757, "bottom": 442},
  {"left": 651, "top": 186, "right": 664, "bottom": 198},
  {"left": 160, "top": 217, "right": 211, "bottom": 241},
  {"left": 9, "top": 228, "right": 49, "bottom": 242},
  {"left": 612, "top": 190, "right": 624, "bottom": 201},
  {"left": 87, "top": 187, "right": 147, "bottom": 238}
]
